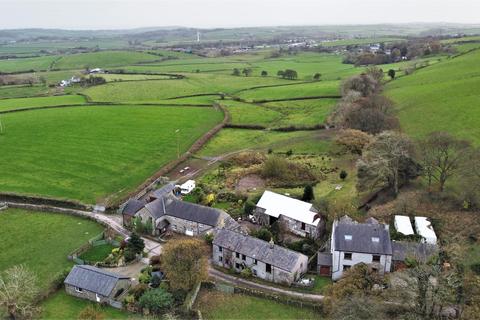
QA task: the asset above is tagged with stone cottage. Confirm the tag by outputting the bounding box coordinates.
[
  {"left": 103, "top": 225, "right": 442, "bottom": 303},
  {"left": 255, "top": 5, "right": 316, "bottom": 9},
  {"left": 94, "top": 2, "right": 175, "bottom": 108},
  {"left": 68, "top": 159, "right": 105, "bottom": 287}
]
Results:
[
  {"left": 254, "top": 190, "right": 323, "bottom": 239},
  {"left": 318, "top": 216, "right": 393, "bottom": 281},
  {"left": 212, "top": 228, "right": 308, "bottom": 285},
  {"left": 64, "top": 265, "right": 131, "bottom": 308}
]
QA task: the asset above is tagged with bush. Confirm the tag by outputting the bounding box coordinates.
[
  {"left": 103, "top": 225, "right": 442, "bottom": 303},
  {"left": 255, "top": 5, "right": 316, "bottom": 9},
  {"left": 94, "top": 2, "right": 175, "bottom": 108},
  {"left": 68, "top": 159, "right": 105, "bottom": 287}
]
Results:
[
  {"left": 204, "top": 232, "right": 214, "bottom": 245},
  {"left": 243, "top": 200, "right": 256, "bottom": 216},
  {"left": 241, "top": 267, "right": 253, "bottom": 278},
  {"left": 124, "top": 247, "right": 136, "bottom": 263},
  {"left": 138, "top": 288, "right": 173, "bottom": 314},
  {"left": 150, "top": 255, "right": 161, "bottom": 266},
  {"left": 139, "top": 272, "right": 152, "bottom": 284},
  {"left": 302, "top": 185, "right": 315, "bottom": 202},
  {"left": 78, "top": 305, "right": 104, "bottom": 320},
  {"left": 250, "top": 228, "right": 273, "bottom": 242},
  {"left": 130, "top": 283, "right": 149, "bottom": 301},
  {"left": 340, "top": 170, "right": 348, "bottom": 180}
]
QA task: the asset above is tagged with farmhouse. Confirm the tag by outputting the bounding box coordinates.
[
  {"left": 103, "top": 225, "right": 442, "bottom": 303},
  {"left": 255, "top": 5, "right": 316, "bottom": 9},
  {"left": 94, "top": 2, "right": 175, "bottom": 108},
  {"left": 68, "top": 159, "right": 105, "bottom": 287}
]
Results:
[
  {"left": 64, "top": 265, "right": 131, "bottom": 308},
  {"left": 213, "top": 228, "right": 308, "bottom": 285},
  {"left": 134, "top": 194, "right": 240, "bottom": 236},
  {"left": 254, "top": 190, "right": 322, "bottom": 239},
  {"left": 319, "top": 216, "right": 392, "bottom": 281}
]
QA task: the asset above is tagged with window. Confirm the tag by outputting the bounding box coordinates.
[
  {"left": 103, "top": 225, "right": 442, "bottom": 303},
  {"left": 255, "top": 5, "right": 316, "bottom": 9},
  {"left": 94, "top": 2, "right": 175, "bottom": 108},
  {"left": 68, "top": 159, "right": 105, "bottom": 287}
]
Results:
[
  {"left": 344, "top": 252, "right": 352, "bottom": 260},
  {"left": 372, "top": 255, "right": 381, "bottom": 263},
  {"left": 75, "top": 287, "right": 83, "bottom": 293},
  {"left": 235, "top": 252, "right": 240, "bottom": 259},
  {"left": 344, "top": 235, "right": 352, "bottom": 240},
  {"left": 242, "top": 254, "right": 246, "bottom": 261},
  {"left": 343, "top": 265, "right": 351, "bottom": 271},
  {"left": 218, "top": 246, "right": 223, "bottom": 252},
  {"left": 235, "top": 263, "right": 241, "bottom": 269},
  {"left": 219, "top": 256, "right": 223, "bottom": 262},
  {"left": 266, "top": 263, "right": 272, "bottom": 273},
  {"left": 301, "top": 222, "right": 306, "bottom": 230},
  {"left": 253, "top": 259, "right": 257, "bottom": 265}
]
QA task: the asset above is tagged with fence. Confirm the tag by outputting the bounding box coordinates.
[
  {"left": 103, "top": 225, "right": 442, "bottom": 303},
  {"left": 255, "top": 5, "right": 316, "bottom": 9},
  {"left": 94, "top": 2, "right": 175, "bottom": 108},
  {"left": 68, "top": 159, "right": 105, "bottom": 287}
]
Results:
[{"left": 68, "top": 231, "right": 120, "bottom": 265}]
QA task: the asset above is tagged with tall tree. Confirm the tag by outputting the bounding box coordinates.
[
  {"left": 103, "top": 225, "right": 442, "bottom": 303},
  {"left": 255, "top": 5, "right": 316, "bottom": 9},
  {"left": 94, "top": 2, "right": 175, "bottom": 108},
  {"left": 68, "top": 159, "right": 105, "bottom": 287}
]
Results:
[
  {"left": 357, "top": 131, "right": 419, "bottom": 195},
  {"left": 0, "top": 265, "right": 39, "bottom": 320},
  {"left": 161, "top": 238, "right": 208, "bottom": 291},
  {"left": 418, "top": 132, "right": 471, "bottom": 192},
  {"left": 302, "top": 185, "right": 315, "bottom": 202}
]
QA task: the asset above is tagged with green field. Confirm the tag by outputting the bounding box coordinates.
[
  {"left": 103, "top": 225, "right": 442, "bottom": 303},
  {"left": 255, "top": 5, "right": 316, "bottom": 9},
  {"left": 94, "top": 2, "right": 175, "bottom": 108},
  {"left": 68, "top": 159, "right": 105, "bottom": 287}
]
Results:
[
  {"left": 194, "top": 290, "right": 320, "bottom": 320},
  {"left": 0, "top": 55, "right": 58, "bottom": 73},
  {"left": 0, "top": 209, "right": 103, "bottom": 289},
  {"left": 0, "top": 84, "right": 51, "bottom": 99},
  {"left": 386, "top": 49, "right": 480, "bottom": 144},
  {"left": 53, "top": 50, "right": 159, "bottom": 70},
  {"left": 41, "top": 291, "right": 130, "bottom": 320},
  {"left": 0, "top": 95, "right": 86, "bottom": 112},
  {"left": 0, "top": 105, "right": 223, "bottom": 203},
  {"left": 100, "top": 73, "right": 173, "bottom": 82},
  {"left": 198, "top": 128, "right": 332, "bottom": 157},
  {"left": 79, "top": 244, "right": 115, "bottom": 262}
]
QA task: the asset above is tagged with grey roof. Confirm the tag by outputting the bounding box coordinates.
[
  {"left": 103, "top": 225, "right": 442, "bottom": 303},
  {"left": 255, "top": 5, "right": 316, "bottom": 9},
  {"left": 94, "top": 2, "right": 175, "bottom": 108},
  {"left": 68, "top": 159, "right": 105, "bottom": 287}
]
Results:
[
  {"left": 145, "top": 196, "right": 222, "bottom": 227},
  {"left": 121, "top": 199, "right": 146, "bottom": 216},
  {"left": 213, "top": 228, "right": 307, "bottom": 272},
  {"left": 392, "top": 241, "right": 438, "bottom": 262},
  {"left": 334, "top": 220, "right": 392, "bottom": 255},
  {"left": 150, "top": 183, "right": 176, "bottom": 199},
  {"left": 64, "top": 265, "right": 129, "bottom": 297},
  {"left": 317, "top": 252, "right": 332, "bottom": 266}
]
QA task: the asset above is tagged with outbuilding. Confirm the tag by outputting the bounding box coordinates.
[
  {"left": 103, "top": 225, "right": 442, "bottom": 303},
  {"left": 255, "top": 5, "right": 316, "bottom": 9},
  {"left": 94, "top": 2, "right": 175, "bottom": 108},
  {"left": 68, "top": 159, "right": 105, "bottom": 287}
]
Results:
[
  {"left": 414, "top": 217, "right": 437, "bottom": 245},
  {"left": 394, "top": 215, "right": 414, "bottom": 235}
]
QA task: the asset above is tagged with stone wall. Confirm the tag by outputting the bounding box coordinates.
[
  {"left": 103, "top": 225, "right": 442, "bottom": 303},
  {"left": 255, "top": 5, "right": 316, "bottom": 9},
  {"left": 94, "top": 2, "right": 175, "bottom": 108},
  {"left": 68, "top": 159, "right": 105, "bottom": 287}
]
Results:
[{"left": 65, "top": 279, "right": 131, "bottom": 308}]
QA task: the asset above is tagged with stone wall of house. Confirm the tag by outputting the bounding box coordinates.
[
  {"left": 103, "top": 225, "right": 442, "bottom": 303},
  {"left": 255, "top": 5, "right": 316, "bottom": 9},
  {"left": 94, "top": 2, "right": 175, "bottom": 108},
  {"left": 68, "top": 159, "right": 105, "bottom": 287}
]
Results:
[
  {"left": 254, "top": 207, "right": 270, "bottom": 226},
  {"left": 162, "top": 215, "right": 214, "bottom": 236},
  {"left": 65, "top": 279, "right": 131, "bottom": 307},
  {"left": 279, "top": 215, "right": 321, "bottom": 239},
  {"left": 212, "top": 244, "right": 304, "bottom": 285},
  {"left": 332, "top": 250, "right": 392, "bottom": 281}
]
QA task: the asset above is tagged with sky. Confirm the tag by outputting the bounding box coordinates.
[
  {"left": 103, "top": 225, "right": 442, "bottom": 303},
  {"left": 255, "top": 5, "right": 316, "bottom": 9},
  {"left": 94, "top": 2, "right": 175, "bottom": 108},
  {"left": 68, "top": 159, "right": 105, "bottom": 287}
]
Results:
[{"left": 1, "top": 0, "right": 480, "bottom": 30}]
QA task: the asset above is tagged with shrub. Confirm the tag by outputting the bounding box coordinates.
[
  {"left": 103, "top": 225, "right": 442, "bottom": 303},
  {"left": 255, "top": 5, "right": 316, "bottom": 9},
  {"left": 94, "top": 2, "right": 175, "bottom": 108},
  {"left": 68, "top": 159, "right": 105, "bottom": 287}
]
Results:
[
  {"left": 124, "top": 247, "right": 136, "bottom": 262},
  {"left": 129, "top": 283, "right": 149, "bottom": 301},
  {"left": 250, "top": 228, "right": 273, "bottom": 242},
  {"left": 150, "top": 255, "right": 161, "bottom": 266},
  {"left": 139, "top": 272, "right": 152, "bottom": 284},
  {"left": 204, "top": 232, "right": 214, "bottom": 245},
  {"left": 241, "top": 268, "right": 253, "bottom": 278},
  {"left": 138, "top": 288, "right": 173, "bottom": 315},
  {"left": 78, "top": 305, "right": 104, "bottom": 320},
  {"left": 243, "top": 200, "right": 256, "bottom": 216},
  {"left": 302, "top": 185, "right": 315, "bottom": 202},
  {"left": 340, "top": 170, "right": 348, "bottom": 180}
]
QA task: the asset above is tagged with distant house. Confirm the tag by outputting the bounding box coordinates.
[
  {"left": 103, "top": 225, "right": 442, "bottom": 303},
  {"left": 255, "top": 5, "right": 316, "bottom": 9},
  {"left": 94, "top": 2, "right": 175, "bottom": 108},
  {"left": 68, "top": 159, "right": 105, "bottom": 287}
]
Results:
[
  {"left": 254, "top": 190, "right": 323, "bottom": 239},
  {"left": 414, "top": 217, "right": 437, "bottom": 245},
  {"left": 318, "top": 216, "right": 392, "bottom": 281},
  {"left": 392, "top": 241, "right": 438, "bottom": 271},
  {"left": 134, "top": 194, "right": 240, "bottom": 236},
  {"left": 213, "top": 228, "right": 308, "bottom": 285},
  {"left": 64, "top": 265, "right": 131, "bottom": 308},
  {"left": 89, "top": 68, "right": 104, "bottom": 74}
]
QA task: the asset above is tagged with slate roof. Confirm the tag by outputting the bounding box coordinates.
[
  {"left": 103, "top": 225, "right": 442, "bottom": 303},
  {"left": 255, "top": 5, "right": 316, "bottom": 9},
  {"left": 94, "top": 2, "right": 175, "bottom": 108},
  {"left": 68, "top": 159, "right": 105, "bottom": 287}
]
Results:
[
  {"left": 392, "top": 241, "right": 438, "bottom": 262},
  {"left": 150, "top": 183, "right": 176, "bottom": 199},
  {"left": 121, "top": 199, "right": 146, "bottom": 216},
  {"left": 334, "top": 219, "right": 392, "bottom": 255},
  {"left": 144, "top": 196, "right": 222, "bottom": 227},
  {"left": 213, "top": 228, "right": 307, "bottom": 272},
  {"left": 64, "top": 265, "right": 129, "bottom": 297},
  {"left": 317, "top": 252, "right": 332, "bottom": 266}
]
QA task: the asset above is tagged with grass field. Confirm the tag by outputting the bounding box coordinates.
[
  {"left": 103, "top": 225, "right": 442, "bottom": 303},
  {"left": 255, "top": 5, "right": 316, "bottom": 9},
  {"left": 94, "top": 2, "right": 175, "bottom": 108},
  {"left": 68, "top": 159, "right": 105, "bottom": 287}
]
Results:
[
  {"left": 0, "top": 55, "right": 58, "bottom": 73},
  {"left": 0, "top": 95, "right": 86, "bottom": 112},
  {"left": 194, "top": 290, "right": 320, "bottom": 320},
  {"left": 100, "top": 73, "right": 172, "bottom": 82},
  {"left": 386, "top": 49, "right": 480, "bottom": 144},
  {"left": 0, "top": 84, "right": 51, "bottom": 99},
  {"left": 53, "top": 50, "right": 159, "bottom": 70},
  {"left": 0, "top": 105, "right": 223, "bottom": 203},
  {"left": 0, "top": 209, "right": 103, "bottom": 289},
  {"left": 198, "top": 128, "right": 332, "bottom": 157},
  {"left": 41, "top": 291, "right": 130, "bottom": 320}
]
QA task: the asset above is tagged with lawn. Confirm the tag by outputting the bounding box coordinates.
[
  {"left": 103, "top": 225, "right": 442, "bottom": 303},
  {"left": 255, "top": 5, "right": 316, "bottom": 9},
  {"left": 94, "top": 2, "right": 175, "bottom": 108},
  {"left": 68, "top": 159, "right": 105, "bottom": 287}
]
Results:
[
  {"left": 198, "top": 128, "right": 332, "bottom": 157},
  {"left": 0, "top": 95, "right": 86, "bottom": 112},
  {"left": 41, "top": 291, "right": 130, "bottom": 320},
  {"left": 79, "top": 244, "right": 115, "bottom": 262},
  {"left": 52, "top": 50, "right": 159, "bottom": 70},
  {"left": 0, "top": 105, "right": 223, "bottom": 204},
  {"left": 194, "top": 290, "right": 321, "bottom": 320},
  {"left": 0, "top": 209, "right": 104, "bottom": 289},
  {"left": 386, "top": 49, "right": 480, "bottom": 145}
]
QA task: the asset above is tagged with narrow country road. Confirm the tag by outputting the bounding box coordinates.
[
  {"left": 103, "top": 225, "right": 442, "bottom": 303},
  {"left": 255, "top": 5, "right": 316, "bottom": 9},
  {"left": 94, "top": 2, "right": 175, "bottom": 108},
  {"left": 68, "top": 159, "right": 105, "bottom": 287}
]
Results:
[{"left": 208, "top": 267, "right": 324, "bottom": 302}]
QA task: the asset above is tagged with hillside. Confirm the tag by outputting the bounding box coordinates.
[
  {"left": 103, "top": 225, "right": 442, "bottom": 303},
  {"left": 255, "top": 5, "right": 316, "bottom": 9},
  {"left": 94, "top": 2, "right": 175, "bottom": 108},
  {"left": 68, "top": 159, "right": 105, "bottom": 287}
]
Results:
[{"left": 386, "top": 49, "right": 480, "bottom": 144}]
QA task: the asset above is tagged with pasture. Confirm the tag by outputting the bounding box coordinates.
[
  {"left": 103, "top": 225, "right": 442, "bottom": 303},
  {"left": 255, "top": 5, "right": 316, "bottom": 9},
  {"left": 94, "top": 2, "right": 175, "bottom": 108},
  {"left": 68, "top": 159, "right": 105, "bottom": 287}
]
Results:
[
  {"left": 0, "top": 209, "right": 104, "bottom": 289},
  {"left": 194, "top": 290, "right": 320, "bottom": 320},
  {"left": 0, "top": 84, "right": 51, "bottom": 99},
  {"left": 386, "top": 49, "right": 480, "bottom": 144},
  {"left": 0, "top": 94, "right": 86, "bottom": 112},
  {"left": 0, "top": 105, "right": 223, "bottom": 203},
  {"left": 0, "top": 55, "right": 58, "bottom": 73}
]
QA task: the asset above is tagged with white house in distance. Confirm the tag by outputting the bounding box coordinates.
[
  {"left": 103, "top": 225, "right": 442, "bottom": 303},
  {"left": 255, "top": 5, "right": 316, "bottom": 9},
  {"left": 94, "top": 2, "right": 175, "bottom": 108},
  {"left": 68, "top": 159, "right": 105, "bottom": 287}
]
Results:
[
  {"left": 394, "top": 215, "right": 414, "bottom": 236},
  {"left": 318, "top": 216, "right": 392, "bottom": 280},
  {"left": 414, "top": 217, "right": 437, "bottom": 245},
  {"left": 254, "top": 190, "right": 322, "bottom": 239}
]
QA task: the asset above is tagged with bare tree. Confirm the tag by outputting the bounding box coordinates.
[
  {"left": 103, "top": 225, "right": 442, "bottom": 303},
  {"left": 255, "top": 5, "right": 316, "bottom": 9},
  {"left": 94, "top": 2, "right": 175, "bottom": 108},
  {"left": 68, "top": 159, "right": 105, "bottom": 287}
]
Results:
[
  {"left": 0, "top": 265, "right": 39, "bottom": 320},
  {"left": 418, "top": 132, "right": 471, "bottom": 192}
]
